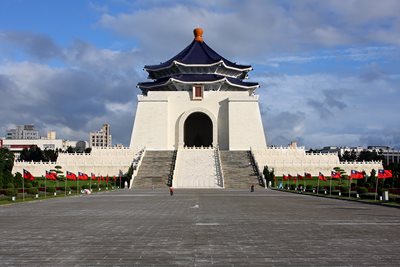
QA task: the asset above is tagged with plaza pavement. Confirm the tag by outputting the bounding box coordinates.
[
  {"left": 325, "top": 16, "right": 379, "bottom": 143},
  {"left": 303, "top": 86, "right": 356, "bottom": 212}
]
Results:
[{"left": 0, "top": 189, "right": 399, "bottom": 266}]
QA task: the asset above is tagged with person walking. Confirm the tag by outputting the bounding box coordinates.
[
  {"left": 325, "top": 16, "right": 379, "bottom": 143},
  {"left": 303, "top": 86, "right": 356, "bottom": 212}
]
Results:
[{"left": 169, "top": 186, "right": 174, "bottom": 196}]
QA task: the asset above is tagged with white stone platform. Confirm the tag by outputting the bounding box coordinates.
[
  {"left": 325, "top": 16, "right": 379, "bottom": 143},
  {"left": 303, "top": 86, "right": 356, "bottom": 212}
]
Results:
[{"left": 173, "top": 147, "right": 222, "bottom": 188}]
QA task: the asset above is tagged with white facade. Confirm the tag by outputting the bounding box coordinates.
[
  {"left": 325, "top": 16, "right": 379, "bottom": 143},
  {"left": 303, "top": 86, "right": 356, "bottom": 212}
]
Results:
[
  {"left": 6, "top": 125, "right": 39, "bottom": 140},
  {"left": 13, "top": 147, "right": 136, "bottom": 177},
  {"left": 130, "top": 91, "right": 267, "bottom": 151},
  {"left": 252, "top": 147, "right": 383, "bottom": 176},
  {"left": 89, "top": 124, "right": 112, "bottom": 148},
  {"left": 2, "top": 138, "right": 82, "bottom": 152}
]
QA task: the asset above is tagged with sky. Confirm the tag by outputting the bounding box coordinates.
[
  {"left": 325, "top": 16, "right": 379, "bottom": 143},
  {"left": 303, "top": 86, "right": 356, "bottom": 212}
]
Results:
[{"left": 0, "top": 0, "right": 399, "bottom": 149}]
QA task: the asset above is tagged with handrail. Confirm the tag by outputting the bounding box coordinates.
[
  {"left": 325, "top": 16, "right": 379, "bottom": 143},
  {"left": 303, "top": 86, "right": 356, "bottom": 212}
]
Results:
[
  {"left": 167, "top": 150, "right": 177, "bottom": 187},
  {"left": 214, "top": 145, "right": 224, "bottom": 188},
  {"left": 250, "top": 147, "right": 266, "bottom": 188},
  {"left": 130, "top": 148, "right": 146, "bottom": 189}
]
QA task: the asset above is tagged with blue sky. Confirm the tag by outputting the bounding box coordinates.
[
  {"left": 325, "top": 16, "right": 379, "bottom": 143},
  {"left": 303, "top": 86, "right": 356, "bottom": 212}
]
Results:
[{"left": 0, "top": 0, "right": 399, "bottom": 148}]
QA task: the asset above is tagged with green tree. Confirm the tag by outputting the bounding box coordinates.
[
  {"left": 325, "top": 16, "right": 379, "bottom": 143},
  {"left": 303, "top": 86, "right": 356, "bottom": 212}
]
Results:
[
  {"left": 263, "top": 165, "right": 275, "bottom": 187},
  {"left": 0, "top": 148, "right": 15, "bottom": 188}
]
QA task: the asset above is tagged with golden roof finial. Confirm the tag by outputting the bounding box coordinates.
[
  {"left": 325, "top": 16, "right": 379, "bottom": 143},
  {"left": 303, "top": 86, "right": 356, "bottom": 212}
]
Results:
[{"left": 193, "top": 27, "right": 204, "bottom": 42}]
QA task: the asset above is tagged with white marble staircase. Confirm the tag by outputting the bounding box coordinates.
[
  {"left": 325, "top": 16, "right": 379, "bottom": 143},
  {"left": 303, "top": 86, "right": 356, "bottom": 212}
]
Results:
[{"left": 173, "top": 147, "right": 223, "bottom": 188}]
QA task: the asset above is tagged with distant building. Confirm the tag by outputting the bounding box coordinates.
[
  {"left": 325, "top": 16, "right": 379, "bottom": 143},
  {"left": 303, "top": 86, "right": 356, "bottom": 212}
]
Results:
[
  {"left": 6, "top": 125, "right": 39, "bottom": 140},
  {"left": 0, "top": 138, "right": 87, "bottom": 159},
  {"left": 89, "top": 124, "right": 112, "bottom": 148},
  {"left": 47, "top": 130, "right": 56, "bottom": 140}
]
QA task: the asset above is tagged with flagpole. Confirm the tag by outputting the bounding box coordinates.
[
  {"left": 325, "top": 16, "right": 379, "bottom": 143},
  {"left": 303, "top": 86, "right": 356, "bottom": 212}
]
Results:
[
  {"left": 348, "top": 177, "right": 351, "bottom": 198},
  {"left": 329, "top": 177, "right": 332, "bottom": 197},
  {"left": 22, "top": 176, "right": 25, "bottom": 201},
  {"left": 77, "top": 176, "right": 79, "bottom": 195},
  {"left": 45, "top": 175, "right": 47, "bottom": 199},
  {"left": 317, "top": 176, "right": 320, "bottom": 195},
  {"left": 374, "top": 176, "right": 379, "bottom": 201}
]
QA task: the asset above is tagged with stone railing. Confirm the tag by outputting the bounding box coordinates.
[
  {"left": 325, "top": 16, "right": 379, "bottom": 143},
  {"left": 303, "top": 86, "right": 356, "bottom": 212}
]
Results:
[
  {"left": 250, "top": 148, "right": 266, "bottom": 188},
  {"left": 214, "top": 146, "right": 224, "bottom": 188},
  {"left": 130, "top": 148, "right": 146, "bottom": 189}
]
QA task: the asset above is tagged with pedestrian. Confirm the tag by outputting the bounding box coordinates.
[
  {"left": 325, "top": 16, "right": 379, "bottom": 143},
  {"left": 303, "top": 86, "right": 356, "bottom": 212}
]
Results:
[
  {"left": 250, "top": 184, "right": 254, "bottom": 192},
  {"left": 169, "top": 186, "right": 174, "bottom": 196}
]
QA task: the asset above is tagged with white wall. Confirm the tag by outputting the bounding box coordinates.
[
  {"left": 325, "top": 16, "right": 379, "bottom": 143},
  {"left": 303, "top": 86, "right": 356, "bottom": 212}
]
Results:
[
  {"left": 253, "top": 147, "right": 383, "bottom": 176},
  {"left": 13, "top": 147, "right": 136, "bottom": 177},
  {"left": 129, "top": 91, "right": 266, "bottom": 150},
  {"left": 228, "top": 97, "right": 267, "bottom": 150}
]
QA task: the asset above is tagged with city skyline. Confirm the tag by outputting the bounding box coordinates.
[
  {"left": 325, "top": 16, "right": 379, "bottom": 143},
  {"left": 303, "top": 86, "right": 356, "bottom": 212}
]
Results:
[{"left": 1, "top": 0, "right": 399, "bottom": 148}]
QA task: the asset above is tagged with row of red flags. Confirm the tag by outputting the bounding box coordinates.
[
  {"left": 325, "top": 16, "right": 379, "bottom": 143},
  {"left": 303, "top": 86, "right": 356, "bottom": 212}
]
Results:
[
  {"left": 23, "top": 169, "right": 118, "bottom": 182},
  {"left": 281, "top": 169, "right": 393, "bottom": 181}
]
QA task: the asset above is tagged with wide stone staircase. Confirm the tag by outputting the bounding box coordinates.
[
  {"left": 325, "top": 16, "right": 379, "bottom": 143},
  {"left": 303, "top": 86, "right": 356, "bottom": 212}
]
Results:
[
  {"left": 173, "top": 148, "right": 222, "bottom": 188},
  {"left": 132, "top": 150, "right": 176, "bottom": 189},
  {"left": 220, "top": 151, "right": 263, "bottom": 189}
]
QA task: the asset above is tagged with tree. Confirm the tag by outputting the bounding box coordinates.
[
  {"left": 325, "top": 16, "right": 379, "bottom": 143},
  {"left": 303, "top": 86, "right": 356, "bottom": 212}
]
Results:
[
  {"left": 357, "top": 150, "right": 383, "bottom": 162},
  {"left": 263, "top": 165, "right": 275, "bottom": 187},
  {"left": 0, "top": 148, "right": 15, "bottom": 188}
]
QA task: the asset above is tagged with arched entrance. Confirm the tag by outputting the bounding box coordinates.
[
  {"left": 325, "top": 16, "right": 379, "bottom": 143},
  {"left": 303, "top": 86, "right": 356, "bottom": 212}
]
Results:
[{"left": 184, "top": 112, "right": 213, "bottom": 147}]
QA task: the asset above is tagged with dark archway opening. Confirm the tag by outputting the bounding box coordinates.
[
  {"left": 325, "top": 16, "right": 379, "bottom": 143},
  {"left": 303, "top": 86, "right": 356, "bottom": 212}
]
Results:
[{"left": 184, "top": 112, "right": 213, "bottom": 147}]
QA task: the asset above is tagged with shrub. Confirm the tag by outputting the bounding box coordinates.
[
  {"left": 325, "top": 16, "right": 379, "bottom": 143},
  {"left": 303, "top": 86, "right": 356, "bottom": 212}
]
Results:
[
  {"left": 290, "top": 184, "right": 296, "bottom": 190},
  {"left": 46, "top": 187, "right": 56, "bottom": 193},
  {"left": 82, "top": 184, "right": 90, "bottom": 190},
  {"left": 5, "top": 188, "right": 16, "bottom": 196},
  {"left": 356, "top": 187, "right": 368, "bottom": 194},
  {"left": 100, "top": 184, "right": 106, "bottom": 189},
  {"left": 70, "top": 185, "right": 81, "bottom": 191},
  {"left": 306, "top": 185, "right": 313, "bottom": 190},
  {"left": 340, "top": 186, "right": 349, "bottom": 192},
  {"left": 59, "top": 186, "right": 71, "bottom": 192},
  {"left": 6, "top": 183, "right": 15, "bottom": 189},
  {"left": 91, "top": 184, "right": 99, "bottom": 190},
  {"left": 27, "top": 188, "right": 38, "bottom": 195},
  {"left": 25, "top": 183, "right": 33, "bottom": 188}
]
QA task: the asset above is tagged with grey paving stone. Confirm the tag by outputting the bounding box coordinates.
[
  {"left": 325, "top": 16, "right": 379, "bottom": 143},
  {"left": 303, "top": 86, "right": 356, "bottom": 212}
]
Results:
[{"left": 0, "top": 189, "right": 399, "bottom": 266}]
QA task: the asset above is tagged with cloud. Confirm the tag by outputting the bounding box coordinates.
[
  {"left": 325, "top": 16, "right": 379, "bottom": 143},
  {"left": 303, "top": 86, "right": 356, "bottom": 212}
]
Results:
[
  {"left": 96, "top": 0, "right": 400, "bottom": 64},
  {"left": 257, "top": 71, "right": 400, "bottom": 148},
  {"left": 0, "top": 31, "right": 62, "bottom": 60},
  {"left": 0, "top": 35, "right": 142, "bottom": 145},
  {"left": 1, "top": 1, "right": 400, "bottom": 149}
]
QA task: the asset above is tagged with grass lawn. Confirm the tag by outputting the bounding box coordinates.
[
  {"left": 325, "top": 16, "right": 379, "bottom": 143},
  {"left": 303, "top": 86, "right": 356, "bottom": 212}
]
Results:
[{"left": 0, "top": 186, "right": 120, "bottom": 205}]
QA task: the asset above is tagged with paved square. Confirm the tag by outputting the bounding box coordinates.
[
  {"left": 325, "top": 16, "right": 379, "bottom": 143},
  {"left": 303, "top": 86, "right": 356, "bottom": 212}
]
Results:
[{"left": 1, "top": 189, "right": 400, "bottom": 266}]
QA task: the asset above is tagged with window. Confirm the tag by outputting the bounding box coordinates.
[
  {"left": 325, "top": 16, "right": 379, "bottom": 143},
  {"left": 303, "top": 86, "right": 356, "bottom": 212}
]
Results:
[{"left": 192, "top": 85, "right": 204, "bottom": 100}]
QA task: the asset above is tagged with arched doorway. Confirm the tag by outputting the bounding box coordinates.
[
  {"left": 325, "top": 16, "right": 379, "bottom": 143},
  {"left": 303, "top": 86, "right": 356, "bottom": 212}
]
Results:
[{"left": 184, "top": 112, "right": 213, "bottom": 147}]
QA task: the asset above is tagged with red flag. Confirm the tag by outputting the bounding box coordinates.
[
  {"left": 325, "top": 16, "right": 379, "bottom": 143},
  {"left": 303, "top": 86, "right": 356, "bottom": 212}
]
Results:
[
  {"left": 305, "top": 172, "right": 312, "bottom": 179},
  {"left": 113, "top": 175, "right": 116, "bottom": 181},
  {"left": 106, "top": 176, "right": 109, "bottom": 183},
  {"left": 45, "top": 170, "right": 57, "bottom": 180},
  {"left": 283, "top": 175, "right": 288, "bottom": 181},
  {"left": 98, "top": 176, "right": 101, "bottom": 183},
  {"left": 297, "top": 174, "right": 304, "bottom": 180},
  {"left": 378, "top": 169, "right": 393, "bottom": 179},
  {"left": 66, "top": 171, "right": 77, "bottom": 180},
  {"left": 318, "top": 172, "right": 327, "bottom": 181},
  {"left": 78, "top": 172, "right": 88, "bottom": 180},
  {"left": 288, "top": 174, "right": 293, "bottom": 180},
  {"left": 331, "top": 171, "right": 341, "bottom": 179},
  {"left": 350, "top": 170, "right": 364, "bottom": 179},
  {"left": 23, "top": 169, "right": 35, "bottom": 181},
  {"left": 91, "top": 173, "right": 96, "bottom": 180}
]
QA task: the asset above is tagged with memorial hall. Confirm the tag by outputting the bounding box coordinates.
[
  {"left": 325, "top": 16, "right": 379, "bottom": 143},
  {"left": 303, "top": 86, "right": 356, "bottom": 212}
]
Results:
[{"left": 13, "top": 28, "right": 382, "bottom": 188}]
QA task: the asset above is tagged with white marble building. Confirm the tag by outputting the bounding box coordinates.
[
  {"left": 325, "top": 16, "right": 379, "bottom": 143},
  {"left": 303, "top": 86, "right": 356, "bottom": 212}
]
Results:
[{"left": 12, "top": 28, "right": 382, "bottom": 186}]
